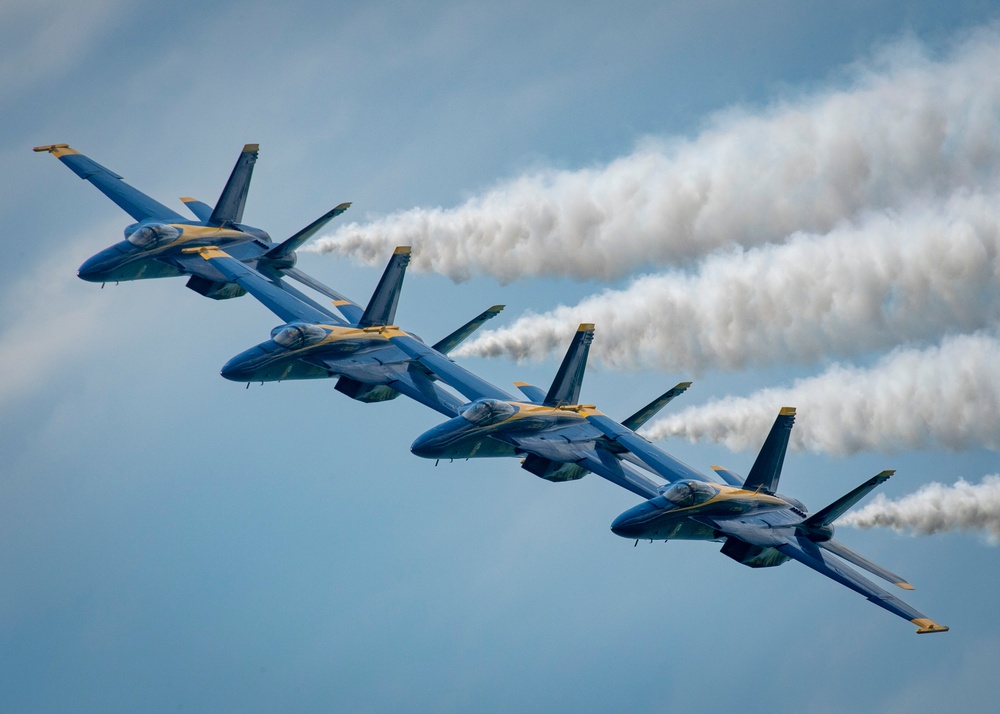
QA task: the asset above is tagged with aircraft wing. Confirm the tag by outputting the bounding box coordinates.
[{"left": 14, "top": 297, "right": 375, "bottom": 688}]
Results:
[
  {"left": 389, "top": 333, "right": 516, "bottom": 402},
  {"left": 282, "top": 267, "right": 365, "bottom": 324},
  {"left": 776, "top": 536, "right": 947, "bottom": 633},
  {"left": 576, "top": 447, "right": 662, "bottom": 500},
  {"left": 702, "top": 514, "right": 946, "bottom": 633},
  {"left": 184, "top": 247, "right": 346, "bottom": 325},
  {"left": 584, "top": 413, "right": 713, "bottom": 483},
  {"left": 386, "top": 367, "right": 466, "bottom": 418},
  {"left": 34, "top": 144, "right": 187, "bottom": 223}
]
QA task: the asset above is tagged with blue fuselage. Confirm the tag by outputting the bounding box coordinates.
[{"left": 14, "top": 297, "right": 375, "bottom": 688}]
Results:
[{"left": 77, "top": 222, "right": 272, "bottom": 283}]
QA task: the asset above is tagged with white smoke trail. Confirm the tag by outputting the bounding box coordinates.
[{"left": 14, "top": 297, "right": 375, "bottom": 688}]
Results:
[
  {"left": 642, "top": 332, "right": 1000, "bottom": 456},
  {"left": 456, "top": 190, "right": 1000, "bottom": 370},
  {"left": 309, "top": 28, "right": 1000, "bottom": 282},
  {"left": 838, "top": 475, "right": 1000, "bottom": 542}
]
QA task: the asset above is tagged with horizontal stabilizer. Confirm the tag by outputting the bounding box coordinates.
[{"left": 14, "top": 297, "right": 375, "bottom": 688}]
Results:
[
  {"left": 432, "top": 305, "right": 504, "bottom": 354},
  {"left": 623, "top": 382, "right": 692, "bottom": 430},
  {"left": 264, "top": 202, "right": 352, "bottom": 260},
  {"left": 181, "top": 197, "right": 214, "bottom": 222},
  {"left": 820, "top": 539, "right": 913, "bottom": 591},
  {"left": 710, "top": 466, "right": 745, "bottom": 487},
  {"left": 743, "top": 407, "right": 795, "bottom": 494},
  {"left": 805, "top": 470, "right": 894, "bottom": 528},
  {"left": 359, "top": 247, "right": 410, "bottom": 328},
  {"left": 544, "top": 323, "right": 594, "bottom": 406},
  {"left": 209, "top": 144, "right": 258, "bottom": 226},
  {"left": 34, "top": 144, "right": 186, "bottom": 223},
  {"left": 513, "top": 382, "right": 547, "bottom": 404}
]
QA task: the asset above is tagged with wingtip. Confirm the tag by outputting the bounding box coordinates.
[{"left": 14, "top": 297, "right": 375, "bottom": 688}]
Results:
[
  {"left": 242, "top": 143, "right": 260, "bottom": 153},
  {"left": 676, "top": 381, "right": 693, "bottom": 389},
  {"left": 488, "top": 305, "right": 505, "bottom": 312},
  {"left": 912, "top": 618, "right": 949, "bottom": 634},
  {"left": 393, "top": 246, "right": 412, "bottom": 255},
  {"left": 33, "top": 143, "right": 75, "bottom": 156},
  {"left": 335, "top": 202, "right": 352, "bottom": 210},
  {"left": 578, "top": 323, "right": 595, "bottom": 332},
  {"left": 779, "top": 406, "right": 796, "bottom": 416}
]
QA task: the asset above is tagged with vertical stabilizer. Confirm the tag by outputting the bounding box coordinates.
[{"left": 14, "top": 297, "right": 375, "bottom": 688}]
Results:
[
  {"left": 543, "top": 324, "right": 594, "bottom": 406},
  {"left": 743, "top": 407, "right": 796, "bottom": 493},
  {"left": 358, "top": 247, "right": 411, "bottom": 327},
  {"left": 209, "top": 144, "right": 259, "bottom": 226},
  {"left": 622, "top": 382, "right": 692, "bottom": 430}
]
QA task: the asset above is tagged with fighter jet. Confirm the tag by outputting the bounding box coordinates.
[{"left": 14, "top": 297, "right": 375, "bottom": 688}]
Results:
[
  {"left": 34, "top": 143, "right": 350, "bottom": 303},
  {"left": 184, "top": 244, "right": 503, "bottom": 417},
  {"left": 610, "top": 408, "right": 949, "bottom": 634},
  {"left": 408, "top": 323, "right": 699, "bottom": 499}
]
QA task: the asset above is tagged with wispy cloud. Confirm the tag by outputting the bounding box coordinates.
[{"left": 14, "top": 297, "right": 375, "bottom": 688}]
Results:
[
  {"left": 641, "top": 332, "right": 1000, "bottom": 456},
  {"left": 309, "top": 27, "right": 1000, "bottom": 282},
  {"left": 456, "top": 190, "right": 1000, "bottom": 370},
  {"left": 838, "top": 475, "right": 1000, "bottom": 542},
  {"left": 0, "top": 237, "right": 108, "bottom": 406}
]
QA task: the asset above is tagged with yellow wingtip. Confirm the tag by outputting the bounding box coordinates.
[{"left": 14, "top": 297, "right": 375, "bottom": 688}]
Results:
[
  {"left": 896, "top": 582, "right": 916, "bottom": 591},
  {"left": 912, "top": 618, "right": 949, "bottom": 634},
  {"left": 578, "top": 323, "right": 595, "bottom": 332},
  {"left": 779, "top": 406, "right": 797, "bottom": 416},
  {"left": 242, "top": 143, "right": 260, "bottom": 152},
  {"left": 33, "top": 144, "right": 76, "bottom": 157},
  {"left": 394, "top": 246, "right": 412, "bottom": 255}
]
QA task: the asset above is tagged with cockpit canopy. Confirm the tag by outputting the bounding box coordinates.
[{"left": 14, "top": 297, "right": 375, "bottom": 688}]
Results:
[
  {"left": 460, "top": 398, "right": 517, "bottom": 426},
  {"left": 125, "top": 222, "right": 181, "bottom": 248},
  {"left": 658, "top": 480, "right": 720, "bottom": 508},
  {"left": 270, "top": 322, "right": 328, "bottom": 349}
]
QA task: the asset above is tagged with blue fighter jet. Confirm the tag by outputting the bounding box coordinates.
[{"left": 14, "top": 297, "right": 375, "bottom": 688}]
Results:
[
  {"left": 184, "top": 244, "right": 504, "bottom": 416},
  {"left": 409, "top": 324, "right": 948, "bottom": 632},
  {"left": 610, "top": 408, "right": 948, "bottom": 633},
  {"left": 34, "top": 143, "right": 350, "bottom": 303},
  {"left": 409, "top": 323, "right": 698, "bottom": 499}
]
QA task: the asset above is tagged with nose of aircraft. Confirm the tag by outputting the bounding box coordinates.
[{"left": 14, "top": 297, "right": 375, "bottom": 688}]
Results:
[
  {"left": 410, "top": 423, "right": 453, "bottom": 458},
  {"left": 610, "top": 501, "right": 658, "bottom": 539},
  {"left": 220, "top": 346, "right": 268, "bottom": 382},
  {"left": 77, "top": 245, "right": 124, "bottom": 282}
]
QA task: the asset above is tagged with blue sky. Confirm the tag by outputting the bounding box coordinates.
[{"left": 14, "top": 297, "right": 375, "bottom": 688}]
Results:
[{"left": 3, "top": 2, "right": 1000, "bottom": 712}]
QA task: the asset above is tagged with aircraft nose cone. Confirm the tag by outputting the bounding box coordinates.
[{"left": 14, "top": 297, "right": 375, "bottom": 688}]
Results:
[
  {"left": 410, "top": 423, "right": 453, "bottom": 459},
  {"left": 610, "top": 513, "right": 640, "bottom": 538},
  {"left": 77, "top": 253, "right": 109, "bottom": 282},
  {"left": 610, "top": 501, "right": 658, "bottom": 539},
  {"left": 220, "top": 349, "right": 264, "bottom": 382},
  {"left": 410, "top": 432, "right": 438, "bottom": 459}
]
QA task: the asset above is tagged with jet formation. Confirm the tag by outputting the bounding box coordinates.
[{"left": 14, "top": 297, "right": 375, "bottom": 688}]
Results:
[{"left": 36, "top": 143, "right": 949, "bottom": 634}]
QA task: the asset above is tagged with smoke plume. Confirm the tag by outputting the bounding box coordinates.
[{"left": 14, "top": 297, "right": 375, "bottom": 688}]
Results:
[
  {"left": 456, "top": 191, "right": 1000, "bottom": 371},
  {"left": 642, "top": 332, "right": 1000, "bottom": 456},
  {"left": 838, "top": 475, "right": 1000, "bottom": 541},
  {"left": 309, "top": 29, "right": 1000, "bottom": 282}
]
